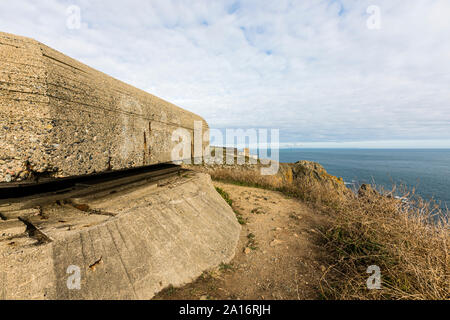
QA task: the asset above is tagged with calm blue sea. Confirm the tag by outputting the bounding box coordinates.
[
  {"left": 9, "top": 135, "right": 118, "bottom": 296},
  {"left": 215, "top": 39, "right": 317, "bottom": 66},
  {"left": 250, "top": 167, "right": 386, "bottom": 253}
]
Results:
[{"left": 277, "top": 149, "right": 450, "bottom": 210}]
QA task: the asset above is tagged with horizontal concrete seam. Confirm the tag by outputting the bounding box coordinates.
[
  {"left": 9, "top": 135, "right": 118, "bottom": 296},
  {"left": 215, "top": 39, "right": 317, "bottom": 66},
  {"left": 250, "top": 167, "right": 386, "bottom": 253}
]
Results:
[
  {"left": 0, "top": 59, "right": 43, "bottom": 68},
  {"left": 42, "top": 53, "right": 88, "bottom": 74},
  {"left": 0, "top": 94, "right": 197, "bottom": 130},
  {"left": 0, "top": 42, "right": 20, "bottom": 48}
]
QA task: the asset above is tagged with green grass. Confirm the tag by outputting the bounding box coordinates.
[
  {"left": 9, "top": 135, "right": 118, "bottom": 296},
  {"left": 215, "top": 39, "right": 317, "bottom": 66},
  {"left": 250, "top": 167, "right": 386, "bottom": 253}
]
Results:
[
  {"left": 165, "top": 285, "right": 176, "bottom": 296},
  {"left": 246, "top": 233, "right": 258, "bottom": 250},
  {"left": 219, "top": 263, "right": 234, "bottom": 271},
  {"left": 215, "top": 187, "right": 233, "bottom": 206},
  {"left": 215, "top": 186, "right": 246, "bottom": 225}
]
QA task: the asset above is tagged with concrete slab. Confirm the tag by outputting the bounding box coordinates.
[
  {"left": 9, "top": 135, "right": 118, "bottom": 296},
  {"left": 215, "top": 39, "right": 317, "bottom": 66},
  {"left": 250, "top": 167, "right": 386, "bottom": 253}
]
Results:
[
  {"left": 0, "top": 219, "right": 27, "bottom": 237},
  {"left": 0, "top": 172, "right": 241, "bottom": 300}
]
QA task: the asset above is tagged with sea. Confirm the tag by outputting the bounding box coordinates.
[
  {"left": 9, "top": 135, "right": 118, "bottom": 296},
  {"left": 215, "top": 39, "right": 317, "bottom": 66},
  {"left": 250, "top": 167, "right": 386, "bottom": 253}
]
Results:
[{"left": 276, "top": 149, "right": 450, "bottom": 211}]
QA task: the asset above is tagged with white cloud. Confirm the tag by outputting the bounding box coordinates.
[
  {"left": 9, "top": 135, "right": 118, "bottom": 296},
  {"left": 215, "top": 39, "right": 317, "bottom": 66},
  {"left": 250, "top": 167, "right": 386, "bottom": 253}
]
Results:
[{"left": 0, "top": 0, "right": 449, "bottom": 147}]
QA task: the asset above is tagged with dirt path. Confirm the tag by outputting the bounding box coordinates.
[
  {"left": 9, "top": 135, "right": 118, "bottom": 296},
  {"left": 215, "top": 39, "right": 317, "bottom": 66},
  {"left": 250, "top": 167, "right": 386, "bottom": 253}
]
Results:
[{"left": 154, "top": 181, "right": 329, "bottom": 300}]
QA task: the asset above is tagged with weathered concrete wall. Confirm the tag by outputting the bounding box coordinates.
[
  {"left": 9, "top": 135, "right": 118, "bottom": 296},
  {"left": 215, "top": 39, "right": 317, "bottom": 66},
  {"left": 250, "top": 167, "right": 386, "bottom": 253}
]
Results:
[
  {"left": 0, "top": 31, "right": 208, "bottom": 183},
  {"left": 0, "top": 172, "right": 240, "bottom": 299}
]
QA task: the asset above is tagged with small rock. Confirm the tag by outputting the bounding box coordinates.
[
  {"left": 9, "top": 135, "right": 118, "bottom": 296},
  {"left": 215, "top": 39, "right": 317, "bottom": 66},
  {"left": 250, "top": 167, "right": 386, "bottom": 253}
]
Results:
[
  {"left": 270, "top": 239, "right": 283, "bottom": 247},
  {"left": 200, "top": 295, "right": 208, "bottom": 300},
  {"left": 18, "top": 171, "right": 28, "bottom": 179},
  {"left": 244, "top": 247, "right": 251, "bottom": 254}
]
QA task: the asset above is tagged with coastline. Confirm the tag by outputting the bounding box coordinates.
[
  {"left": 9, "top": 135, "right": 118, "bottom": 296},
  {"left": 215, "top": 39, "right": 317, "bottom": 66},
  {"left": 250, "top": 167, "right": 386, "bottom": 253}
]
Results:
[
  {"left": 277, "top": 148, "right": 450, "bottom": 210},
  {"left": 184, "top": 158, "right": 449, "bottom": 300}
]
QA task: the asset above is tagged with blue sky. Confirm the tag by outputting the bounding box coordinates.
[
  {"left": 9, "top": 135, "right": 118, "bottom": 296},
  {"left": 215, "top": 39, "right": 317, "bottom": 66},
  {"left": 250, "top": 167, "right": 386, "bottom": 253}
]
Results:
[{"left": 1, "top": 0, "right": 449, "bottom": 148}]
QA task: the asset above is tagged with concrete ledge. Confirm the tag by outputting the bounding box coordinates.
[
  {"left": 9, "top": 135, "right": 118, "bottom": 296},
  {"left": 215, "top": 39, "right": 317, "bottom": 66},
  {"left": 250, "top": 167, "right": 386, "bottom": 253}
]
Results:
[
  {"left": 0, "top": 172, "right": 241, "bottom": 299},
  {"left": 0, "top": 220, "right": 27, "bottom": 237}
]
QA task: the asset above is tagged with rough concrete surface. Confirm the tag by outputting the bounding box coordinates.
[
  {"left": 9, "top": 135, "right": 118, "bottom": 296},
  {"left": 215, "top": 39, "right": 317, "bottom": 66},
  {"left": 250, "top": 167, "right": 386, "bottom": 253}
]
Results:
[
  {"left": 0, "top": 172, "right": 241, "bottom": 299},
  {"left": 0, "top": 31, "right": 208, "bottom": 183},
  {"left": 0, "top": 219, "right": 27, "bottom": 237}
]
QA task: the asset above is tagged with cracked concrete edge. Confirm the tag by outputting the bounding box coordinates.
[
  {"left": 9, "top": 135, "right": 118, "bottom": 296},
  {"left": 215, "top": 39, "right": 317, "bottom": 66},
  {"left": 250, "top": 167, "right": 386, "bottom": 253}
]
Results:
[{"left": 0, "top": 173, "right": 241, "bottom": 300}]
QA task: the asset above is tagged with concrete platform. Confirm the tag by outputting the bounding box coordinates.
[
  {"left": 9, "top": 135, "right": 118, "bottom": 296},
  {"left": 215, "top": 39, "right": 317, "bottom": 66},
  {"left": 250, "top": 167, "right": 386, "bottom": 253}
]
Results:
[
  {"left": 0, "top": 172, "right": 240, "bottom": 299},
  {"left": 0, "top": 31, "right": 208, "bottom": 183}
]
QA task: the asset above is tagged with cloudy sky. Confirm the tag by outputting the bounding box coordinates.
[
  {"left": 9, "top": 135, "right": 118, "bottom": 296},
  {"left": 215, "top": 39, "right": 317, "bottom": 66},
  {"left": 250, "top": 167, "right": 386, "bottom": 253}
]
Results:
[{"left": 1, "top": 0, "right": 449, "bottom": 148}]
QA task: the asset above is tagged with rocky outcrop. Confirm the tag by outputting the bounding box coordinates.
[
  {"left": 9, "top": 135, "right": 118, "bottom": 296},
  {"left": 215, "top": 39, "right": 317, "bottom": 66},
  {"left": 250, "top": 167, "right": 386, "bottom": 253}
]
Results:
[
  {"left": 290, "top": 161, "right": 345, "bottom": 188},
  {"left": 358, "top": 183, "right": 381, "bottom": 198},
  {"left": 185, "top": 158, "right": 348, "bottom": 197}
]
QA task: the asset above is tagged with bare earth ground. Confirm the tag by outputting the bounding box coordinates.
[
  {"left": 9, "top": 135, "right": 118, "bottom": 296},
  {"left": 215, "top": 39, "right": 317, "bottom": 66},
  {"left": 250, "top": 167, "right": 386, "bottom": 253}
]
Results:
[{"left": 154, "top": 181, "right": 330, "bottom": 300}]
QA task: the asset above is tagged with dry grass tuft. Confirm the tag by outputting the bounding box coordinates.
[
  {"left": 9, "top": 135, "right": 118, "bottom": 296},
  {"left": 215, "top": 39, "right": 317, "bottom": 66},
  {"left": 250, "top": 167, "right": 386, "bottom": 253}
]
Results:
[{"left": 320, "top": 187, "right": 448, "bottom": 300}]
